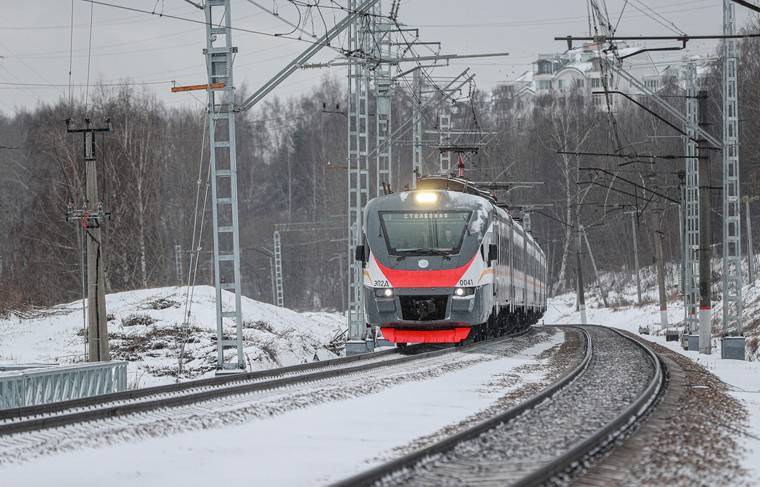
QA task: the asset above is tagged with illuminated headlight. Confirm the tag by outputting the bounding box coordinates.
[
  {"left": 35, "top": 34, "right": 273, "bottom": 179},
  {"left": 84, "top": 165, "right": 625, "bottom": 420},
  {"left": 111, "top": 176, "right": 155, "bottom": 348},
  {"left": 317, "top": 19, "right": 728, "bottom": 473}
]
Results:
[
  {"left": 453, "top": 287, "right": 476, "bottom": 297},
  {"left": 414, "top": 191, "right": 438, "bottom": 204},
  {"left": 374, "top": 288, "right": 394, "bottom": 298}
]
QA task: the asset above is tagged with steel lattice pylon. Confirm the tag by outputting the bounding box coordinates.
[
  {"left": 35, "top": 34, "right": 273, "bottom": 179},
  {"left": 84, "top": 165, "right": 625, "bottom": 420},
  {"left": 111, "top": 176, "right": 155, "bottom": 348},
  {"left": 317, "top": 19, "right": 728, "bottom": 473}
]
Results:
[
  {"left": 273, "top": 230, "right": 284, "bottom": 307},
  {"left": 412, "top": 68, "right": 423, "bottom": 187},
  {"left": 723, "top": 0, "right": 743, "bottom": 336},
  {"left": 347, "top": 1, "right": 371, "bottom": 343},
  {"left": 204, "top": 0, "right": 244, "bottom": 369},
  {"left": 374, "top": 3, "right": 393, "bottom": 197},
  {"left": 682, "top": 61, "right": 700, "bottom": 334},
  {"left": 439, "top": 112, "right": 452, "bottom": 174}
]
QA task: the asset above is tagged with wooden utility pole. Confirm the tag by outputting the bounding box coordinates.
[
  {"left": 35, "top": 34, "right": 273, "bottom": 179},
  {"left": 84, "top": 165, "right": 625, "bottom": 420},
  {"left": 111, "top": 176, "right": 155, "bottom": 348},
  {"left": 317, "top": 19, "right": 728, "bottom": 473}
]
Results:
[
  {"left": 697, "top": 92, "right": 712, "bottom": 354},
  {"left": 66, "top": 118, "right": 111, "bottom": 362}
]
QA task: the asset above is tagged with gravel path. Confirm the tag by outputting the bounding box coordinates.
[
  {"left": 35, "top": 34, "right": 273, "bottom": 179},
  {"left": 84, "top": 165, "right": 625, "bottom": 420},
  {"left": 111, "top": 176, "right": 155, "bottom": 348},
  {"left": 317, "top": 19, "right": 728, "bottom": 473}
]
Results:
[
  {"left": 377, "top": 326, "right": 656, "bottom": 486},
  {"left": 0, "top": 328, "right": 557, "bottom": 467}
]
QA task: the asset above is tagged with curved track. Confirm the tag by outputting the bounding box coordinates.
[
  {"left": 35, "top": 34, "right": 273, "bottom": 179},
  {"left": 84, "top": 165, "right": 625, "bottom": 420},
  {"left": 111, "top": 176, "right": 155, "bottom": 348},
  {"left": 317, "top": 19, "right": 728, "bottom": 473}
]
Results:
[
  {"left": 0, "top": 328, "right": 533, "bottom": 437},
  {"left": 331, "top": 325, "right": 664, "bottom": 487}
]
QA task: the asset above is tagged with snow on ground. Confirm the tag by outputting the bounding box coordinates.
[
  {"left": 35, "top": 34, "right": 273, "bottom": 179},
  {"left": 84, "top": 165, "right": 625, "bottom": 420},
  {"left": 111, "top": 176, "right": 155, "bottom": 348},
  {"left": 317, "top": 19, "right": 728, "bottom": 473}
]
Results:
[
  {"left": 546, "top": 288, "right": 760, "bottom": 483},
  {"left": 0, "top": 286, "right": 344, "bottom": 387},
  {"left": 0, "top": 334, "right": 563, "bottom": 487}
]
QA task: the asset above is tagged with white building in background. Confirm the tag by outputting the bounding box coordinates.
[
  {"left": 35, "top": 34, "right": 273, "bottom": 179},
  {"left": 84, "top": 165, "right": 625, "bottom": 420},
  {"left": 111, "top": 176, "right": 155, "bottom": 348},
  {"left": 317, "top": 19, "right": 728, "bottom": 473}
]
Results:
[{"left": 496, "top": 42, "right": 675, "bottom": 111}]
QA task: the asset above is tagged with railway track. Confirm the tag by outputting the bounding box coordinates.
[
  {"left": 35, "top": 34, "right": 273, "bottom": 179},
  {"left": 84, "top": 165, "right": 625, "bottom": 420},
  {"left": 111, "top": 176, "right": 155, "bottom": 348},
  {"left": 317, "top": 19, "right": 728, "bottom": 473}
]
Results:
[
  {"left": 331, "top": 325, "right": 665, "bottom": 487},
  {"left": 0, "top": 327, "right": 534, "bottom": 438}
]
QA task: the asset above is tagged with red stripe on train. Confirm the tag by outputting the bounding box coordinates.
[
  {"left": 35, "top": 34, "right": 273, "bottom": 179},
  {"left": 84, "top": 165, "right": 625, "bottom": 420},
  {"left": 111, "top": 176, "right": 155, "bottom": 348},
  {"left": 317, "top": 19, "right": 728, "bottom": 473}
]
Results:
[
  {"left": 381, "top": 327, "right": 471, "bottom": 344},
  {"left": 373, "top": 255, "right": 476, "bottom": 288}
]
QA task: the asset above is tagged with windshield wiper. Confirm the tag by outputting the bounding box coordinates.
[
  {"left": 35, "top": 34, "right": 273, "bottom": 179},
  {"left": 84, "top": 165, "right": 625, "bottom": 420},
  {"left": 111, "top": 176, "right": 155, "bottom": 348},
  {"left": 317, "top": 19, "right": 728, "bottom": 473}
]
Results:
[{"left": 400, "top": 248, "right": 453, "bottom": 260}]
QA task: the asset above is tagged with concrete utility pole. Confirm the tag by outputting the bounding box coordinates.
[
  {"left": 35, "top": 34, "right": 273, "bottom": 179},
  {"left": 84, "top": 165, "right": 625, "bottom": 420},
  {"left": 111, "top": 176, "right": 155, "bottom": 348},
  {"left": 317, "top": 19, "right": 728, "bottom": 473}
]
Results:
[
  {"left": 651, "top": 213, "right": 669, "bottom": 331},
  {"left": 576, "top": 215, "right": 587, "bottom": 325},
  {"left": 174, "top": 243, "right": 183, "bottom": 285},
  {"left": 629, "top": 212, "right": 642, "bottom": 306},
  {"left": 65, "top": 118, "right": 111, "bottom": 362},
  {"left": 581, "top": 225, "right": 608, "bottom": 308},
  {"left": 698, "top": 90, "right": 712, "bottom": 355}
]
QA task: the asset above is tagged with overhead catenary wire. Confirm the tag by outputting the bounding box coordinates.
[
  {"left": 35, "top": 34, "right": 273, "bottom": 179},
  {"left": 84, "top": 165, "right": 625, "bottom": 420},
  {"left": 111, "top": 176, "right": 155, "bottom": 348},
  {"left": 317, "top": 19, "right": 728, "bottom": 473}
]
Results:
[
  {"left": 84, "top": 0, "right": 95, "bottom": 116},
  {"left": 68, "top": 0, "right": 75, "bottom": 108},
  {"left": 182, "top": 111, "right": 209, "bottom": 327},
  {"left": 179, "top": 111, "right": 213, "bottom": 378},
  {"left": 626, "top": 0, "right": 686, "bottom": 36},
  {"left": 80, "top": 0, "right": 385, "bottom": 55}
]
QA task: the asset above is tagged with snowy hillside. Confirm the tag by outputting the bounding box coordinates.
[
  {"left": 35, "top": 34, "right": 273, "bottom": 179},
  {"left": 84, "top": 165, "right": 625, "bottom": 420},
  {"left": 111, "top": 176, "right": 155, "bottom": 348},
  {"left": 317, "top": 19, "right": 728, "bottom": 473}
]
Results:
[
  {"left": 547, "top": 260, "right": 760, "bottom": 361},
  {"left": 0, "top": 286, "right": 345, "bottom": 387}
]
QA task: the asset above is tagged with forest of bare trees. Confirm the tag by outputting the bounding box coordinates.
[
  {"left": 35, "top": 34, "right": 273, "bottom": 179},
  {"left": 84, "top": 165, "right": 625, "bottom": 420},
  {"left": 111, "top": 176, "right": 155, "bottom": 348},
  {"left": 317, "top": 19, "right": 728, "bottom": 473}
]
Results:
[{"left": 1, "top": 21, "right": 759, "bottom": 313}]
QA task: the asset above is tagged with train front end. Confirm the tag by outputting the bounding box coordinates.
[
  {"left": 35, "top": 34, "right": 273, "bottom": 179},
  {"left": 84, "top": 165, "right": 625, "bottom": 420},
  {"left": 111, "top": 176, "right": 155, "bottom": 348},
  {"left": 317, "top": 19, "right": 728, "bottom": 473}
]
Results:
[{"left": 359, "top": 190, "right": 493, "bottom": 345}]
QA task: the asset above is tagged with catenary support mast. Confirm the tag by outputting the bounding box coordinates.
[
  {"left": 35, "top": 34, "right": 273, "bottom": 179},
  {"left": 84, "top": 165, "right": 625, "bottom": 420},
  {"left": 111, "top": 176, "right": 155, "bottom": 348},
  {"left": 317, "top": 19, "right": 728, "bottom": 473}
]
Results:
[
  {"left": 439, "top": 112, "right": 452, "bottom": 174},
  {"left": 683, "top": 61, "right": 700, "bottom": 336},
  {"left": 346, "top": 0, "right": 372, "bottom": 350},
  {"left": 374, "top": 3, "right": 393, "bottom": 197},
  {"left": 204, "top": 0, "right": 244, "bottom": 370},
  {"left": 411, "top": 67, "right": 423, "bottom": 187},
  {"left": 722, "top": 0, "right": 743, "bottom": 338},
  {"left": 273, "top": 231, "right": 284, "bottom": 307}
]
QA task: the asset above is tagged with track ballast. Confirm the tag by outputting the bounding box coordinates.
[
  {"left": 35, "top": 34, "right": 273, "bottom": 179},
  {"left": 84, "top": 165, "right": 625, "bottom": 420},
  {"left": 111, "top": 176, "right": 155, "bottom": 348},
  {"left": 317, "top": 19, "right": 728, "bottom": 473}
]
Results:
[{"left": 331, "top": 325, "right": 664, "bottom": 487}]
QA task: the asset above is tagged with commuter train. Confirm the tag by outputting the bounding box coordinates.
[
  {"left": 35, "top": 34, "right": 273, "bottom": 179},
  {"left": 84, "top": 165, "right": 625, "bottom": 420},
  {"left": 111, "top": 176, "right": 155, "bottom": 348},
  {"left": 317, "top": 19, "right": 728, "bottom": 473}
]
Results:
[{"left": 356, "top": 175, "right": 547, "bottom": 346}]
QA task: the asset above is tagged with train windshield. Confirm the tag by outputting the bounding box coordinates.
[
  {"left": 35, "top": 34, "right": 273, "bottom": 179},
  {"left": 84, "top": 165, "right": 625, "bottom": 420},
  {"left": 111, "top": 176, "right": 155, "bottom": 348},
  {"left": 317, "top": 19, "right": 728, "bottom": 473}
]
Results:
[{"left": 379, "top": 211, "right": 472, "bottom": 255}]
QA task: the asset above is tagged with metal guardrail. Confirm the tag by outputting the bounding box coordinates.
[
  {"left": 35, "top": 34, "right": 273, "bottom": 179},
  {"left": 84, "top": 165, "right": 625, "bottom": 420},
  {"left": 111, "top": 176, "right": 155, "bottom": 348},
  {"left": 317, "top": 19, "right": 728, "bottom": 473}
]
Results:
[
  {"left": 0, "top": 364, "right": 57, "bottom": 372},
  {"left": 0, "top": 361, "right": 127, "bottom": 410}
]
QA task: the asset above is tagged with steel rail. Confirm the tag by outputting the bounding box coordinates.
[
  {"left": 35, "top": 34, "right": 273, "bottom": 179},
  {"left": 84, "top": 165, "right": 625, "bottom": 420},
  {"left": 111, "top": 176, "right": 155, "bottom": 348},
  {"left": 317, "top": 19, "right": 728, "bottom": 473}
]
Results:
[
  {"left": 511, "top": 326, "right": 665, "bottom": 486},
  {"left": 329, "top": 326, "right": 593, "bottom": 487},
  {"left": 0, "top": 345, "right": 403, "bottom": 421},
  {"left": 0, "top": 328, "right": 533, "bottom": 437},
  {"left": 331, "top": 325, "right": 665, "bottom": 487}
]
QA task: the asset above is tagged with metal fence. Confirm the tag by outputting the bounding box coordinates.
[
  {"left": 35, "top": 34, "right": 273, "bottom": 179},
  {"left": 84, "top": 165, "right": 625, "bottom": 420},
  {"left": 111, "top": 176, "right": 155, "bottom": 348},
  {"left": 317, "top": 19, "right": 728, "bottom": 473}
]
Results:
[{"left": 0, "top": 361, "right": 128, "bottom": 410}]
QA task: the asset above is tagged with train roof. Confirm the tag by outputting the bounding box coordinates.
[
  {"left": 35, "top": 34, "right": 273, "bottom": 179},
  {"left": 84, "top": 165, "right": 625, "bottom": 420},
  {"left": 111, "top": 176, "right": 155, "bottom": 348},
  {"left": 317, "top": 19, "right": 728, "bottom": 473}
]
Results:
[
  {"left": 365, "top": 186, "right": 544, "bottom": 259},
  {"left": 415, "top": 175, "right": 496, "bottom": 202}
]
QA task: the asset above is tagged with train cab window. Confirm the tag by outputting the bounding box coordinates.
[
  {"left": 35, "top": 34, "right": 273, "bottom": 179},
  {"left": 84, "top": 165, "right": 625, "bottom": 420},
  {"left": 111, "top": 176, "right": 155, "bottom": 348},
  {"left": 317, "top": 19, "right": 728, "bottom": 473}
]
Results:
[{"left": 379, "top": 211, "right": 472, "bottom": 255}]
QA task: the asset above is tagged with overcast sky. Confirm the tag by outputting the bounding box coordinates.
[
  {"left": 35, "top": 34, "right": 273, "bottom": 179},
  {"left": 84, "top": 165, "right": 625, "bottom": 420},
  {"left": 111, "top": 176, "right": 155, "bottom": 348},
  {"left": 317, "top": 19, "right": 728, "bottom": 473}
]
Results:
[{"left": 0, "top": 0, "right": 755, "bottom": 116}]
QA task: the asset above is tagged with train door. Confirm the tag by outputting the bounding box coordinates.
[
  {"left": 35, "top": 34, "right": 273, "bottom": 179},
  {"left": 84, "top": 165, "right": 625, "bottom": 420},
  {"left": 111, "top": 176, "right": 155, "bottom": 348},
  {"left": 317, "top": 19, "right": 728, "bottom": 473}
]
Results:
[
  {"left": 509, "top": 225, "right": 515, "bottom": 311},
  {"left": 503, "top": 219, "right": 511, "bottom": 307},
  {"left": 492, "top": 220, "right": 499, "bottom": 300},
  {"left": 522, "top": 232, "right": 527, "bottom": 307}
]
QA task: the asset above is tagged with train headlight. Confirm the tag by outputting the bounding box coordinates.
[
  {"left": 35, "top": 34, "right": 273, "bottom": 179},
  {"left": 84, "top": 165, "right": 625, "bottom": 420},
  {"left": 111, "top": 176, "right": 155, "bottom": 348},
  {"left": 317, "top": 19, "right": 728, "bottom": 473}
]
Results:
[
  {"left": 375, "top": 288, "right": 394, "bottom": 298},
  {"left": 414, "top": 191, "right": 438, "bottom": 204},
  {"left": 454, "top": 287, "right": 475, "bottom": 297}
]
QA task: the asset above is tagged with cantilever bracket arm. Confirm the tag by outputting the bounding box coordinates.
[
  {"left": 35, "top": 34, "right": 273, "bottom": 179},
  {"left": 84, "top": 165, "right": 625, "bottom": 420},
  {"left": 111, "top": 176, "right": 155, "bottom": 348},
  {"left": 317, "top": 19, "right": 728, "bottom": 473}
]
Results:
[
  {"left": 237, "top": 0, "right": 382, "bottom": 112},
  {"left": 616, "top": 41, "right": 687, "bottom": 61},
  {"left": 595, "top": 90, "right": 700, "bottom": 144},
  {"left": 732, "top": 0, "right": 760, "bottom": 13},
  {"left": 609, "top": 65, "right": 723, "bottom": 148}
]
